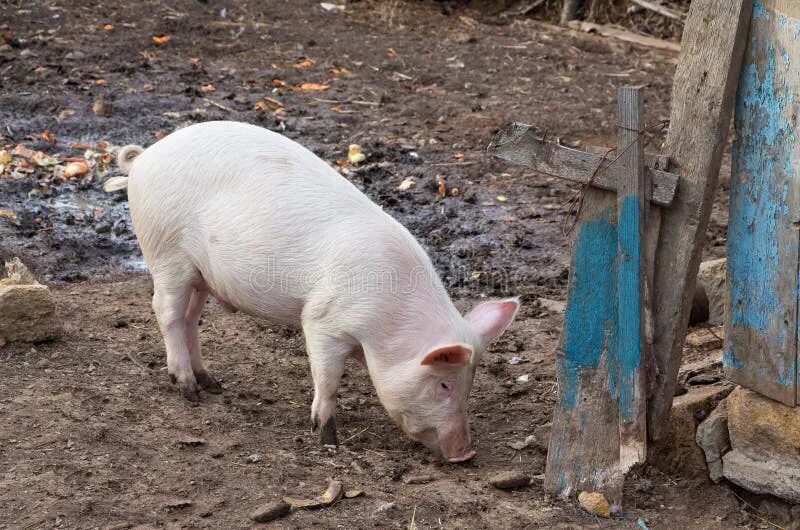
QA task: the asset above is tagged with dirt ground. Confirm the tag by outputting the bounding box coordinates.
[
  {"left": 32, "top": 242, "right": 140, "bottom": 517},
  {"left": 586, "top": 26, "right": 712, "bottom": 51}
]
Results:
[{"left": 0, "top": 0, "right": 754, "bottom": 528}]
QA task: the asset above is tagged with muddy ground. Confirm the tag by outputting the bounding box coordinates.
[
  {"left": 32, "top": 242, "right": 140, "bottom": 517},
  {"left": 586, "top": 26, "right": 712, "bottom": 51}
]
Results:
[{"left": 0, "top": 0, "right": 753, "bottom": 528}]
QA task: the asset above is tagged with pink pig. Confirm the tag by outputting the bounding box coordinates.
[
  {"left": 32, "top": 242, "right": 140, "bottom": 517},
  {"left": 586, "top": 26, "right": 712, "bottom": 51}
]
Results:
[{"left": 108, "top": 121, "right": 519, "bottom": 462}]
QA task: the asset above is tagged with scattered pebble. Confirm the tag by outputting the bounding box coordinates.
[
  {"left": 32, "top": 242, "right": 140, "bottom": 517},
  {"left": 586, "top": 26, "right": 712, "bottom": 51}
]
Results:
[
  {"left": 507, "top": 435, "right": 536, "bottom": 451},
  {"left": 249, "top": 499, "right": 290, "bottom": 523},
  {"left": 247, "top": 453, "right": 262, "bottom": 463},
  {"left": 578, "top": 491, "right": 611, "bottom": 518},
  {"left": 177, "top": 436, "right": 207, "bottom": 447},
  {"left": 93, "top": 97, "right": 113, "bottom": 117},
  {"left": 402, "top": 474, "right": 434, "bottom": 485},
  {"left": 162, "top": 499, "right": 193, "bottom": 512},
  {"left": 489, "top": 470, "right": 530, "bottom": 490},
  {"left": 507, "top": 356, "right": 525, "bottom": 365},
  {"left": 344, "top": 489, "right": 364, "bottom": 498},
  {"left": 375, "top": 501, "right": 396, "bottom": 513},
  {"left": 516, "top": 374, "right": 529, "bottom": 383},
  {"left": 94, "top": 222, "right": 111, "bottom": 234}
]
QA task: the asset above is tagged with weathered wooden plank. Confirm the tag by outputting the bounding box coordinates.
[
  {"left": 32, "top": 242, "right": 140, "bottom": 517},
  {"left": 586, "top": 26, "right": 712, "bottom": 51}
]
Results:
[
  {"left": 615, "top": 87, "right": 648, "bottom": 467},
  {"left": 724, "top": 0, "right": 800, "bottom": 406},
  {"left": 488, "top": 123, "right": 679, "bottom": 207},
  {"left": 647, "top": 0, "right": 753, "bottom": 440},
  {"left": 631, "top": 0, "right": 687, "bottom": 21},
  {"left": 567, "top": 21, "right": 682, "bottom": 53},
  {"left": 544, "top": 188, "right": 623, "bottom": 503}
]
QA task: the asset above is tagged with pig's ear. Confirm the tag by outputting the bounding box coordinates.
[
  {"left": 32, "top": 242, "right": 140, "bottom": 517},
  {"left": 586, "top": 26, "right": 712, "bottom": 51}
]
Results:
[
  {"left": 466, "top": 298, "right": 520, "bottom": 346},
  {"left": 420, "top": 344, "right": 473, "bottom": 367}
]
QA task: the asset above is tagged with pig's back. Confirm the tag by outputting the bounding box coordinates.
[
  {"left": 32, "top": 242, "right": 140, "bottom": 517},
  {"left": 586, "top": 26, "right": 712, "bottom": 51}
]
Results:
[{"left": 127, "top": 121, "right": 427, "bottom": 324}]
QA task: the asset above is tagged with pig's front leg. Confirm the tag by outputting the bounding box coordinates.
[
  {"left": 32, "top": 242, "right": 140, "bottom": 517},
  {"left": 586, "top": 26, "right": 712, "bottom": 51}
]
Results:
[{"left": 304, "top": 330, "right": 350, "bottom": 446}]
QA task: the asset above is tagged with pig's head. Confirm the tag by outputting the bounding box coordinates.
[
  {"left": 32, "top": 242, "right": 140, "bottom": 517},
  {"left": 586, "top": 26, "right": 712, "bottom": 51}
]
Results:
[{"left": 375, "top": 298, "right": 520, "bottom": 463}]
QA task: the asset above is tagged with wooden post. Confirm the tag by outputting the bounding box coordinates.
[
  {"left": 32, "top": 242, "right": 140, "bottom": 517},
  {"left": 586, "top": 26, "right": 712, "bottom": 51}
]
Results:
[
  {"left": 725, "top": 0, "right": 800, "bottom": 406},
  {"left": 560, "top": 0, "right": 584, "bottom": 25},
  {"left": 647, "top": 0, "right": 753, "bottom": 440},
  {"left": 616, "top": 87, "right": 648, "bottom": 465}
]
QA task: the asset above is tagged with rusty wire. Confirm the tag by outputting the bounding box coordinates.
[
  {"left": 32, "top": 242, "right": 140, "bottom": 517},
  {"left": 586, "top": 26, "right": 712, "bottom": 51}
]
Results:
[{"left": 560, "top": 118, "right": 670, "bottom": 236}]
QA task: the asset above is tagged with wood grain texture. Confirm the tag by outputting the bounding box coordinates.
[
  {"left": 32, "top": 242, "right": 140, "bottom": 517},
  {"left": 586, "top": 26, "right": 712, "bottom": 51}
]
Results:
[
  {"left": 724, "top": 1, "right": 800, "bottom": 406},
  {"left": 615, "top": 87, "right": 647, "bottom": 466},
  {"left": 647, "top": 0, "right": 753, "bottom": 440},
  {"left": 544, "top": 188, "right": 624, "bottom": 503},
  {"left": 488, "top": 123, "right": 678, "bottom": 206}
]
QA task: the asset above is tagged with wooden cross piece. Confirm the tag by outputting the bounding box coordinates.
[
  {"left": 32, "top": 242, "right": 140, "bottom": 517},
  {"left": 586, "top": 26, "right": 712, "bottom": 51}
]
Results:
[{"left": 488, "top": 87, "right": 681, "bottom": 505}]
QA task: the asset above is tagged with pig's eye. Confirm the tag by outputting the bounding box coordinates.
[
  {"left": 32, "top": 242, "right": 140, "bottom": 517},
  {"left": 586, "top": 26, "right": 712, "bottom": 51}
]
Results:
[{"left": 436, "top": 380, "right": 455, "bottom": 398}]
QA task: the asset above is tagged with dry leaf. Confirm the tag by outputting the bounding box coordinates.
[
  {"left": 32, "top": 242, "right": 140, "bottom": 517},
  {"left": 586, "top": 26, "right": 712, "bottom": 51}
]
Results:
[
  {"left": 437, "top": 177, "right": 446, "bottom": 198},
  {"left": 32, "top": 151, "right": 58, "bottom": 167},
  {"left": 387, "top": 48, "right": 398, "bottom": 59},
  {"left": 293, "top": 58, "right": 315, "bottom": 69},
  {"left": 152, "top": 35, "right": 171, "bottom": 45},
  {"left": 40, "top": 129, "right": 56, "bottom": 144},
  {"left": 453, "top": 152, "right": 465, "bottom": 161},
  {"left": 347, "top": 144, "right": 366, "bottom": 165},
  {"left": 143, "top": 83, "right": 155, "bottom": 92},
  {"left": 95, "top": 79, "right": 108, "bottom": 86},
  {"left": 0, "top": 209, "right": 17, "bottom": 223},
  {"left": 330, "top": 67, "right": 351, "bottom": 77},
  {"left": 12, "top": 145, "right": 37, "bottom": 159},
  {"left": 0, "top": 149, "right": 11, "bottom": 165},
  {"left": 298, "top": 82, "right": 330, "bottom": 92},
  {"left": 397, "top": 177, "right": 416, "bottom": 191},
  {"left": 496, "top": 194, "right": 508, "bottom": 202},
  {"left": 283, "top": 480, "right": 343, "bottom": 510},
  {"left": 272, "top": 79, "right": 288, "bottom": 88},
  {"left": 103, "top": 24, "right": 115, "bottom": 31},
  {"left": 502, "top": 215, "right": 519, "bottom": 222},
  {"left": 96, "top": 140, "right": 109, "bottom": 151},
  {"left": 69, "top": 142, "right": 91, "bottom": 150},
  {"left": 200, "top": 84, "right": 216, "bottom": 93},
  {"left": 63, "top": 160, "right": 90, "bottom": 179},
  {"left": 254, "top": 97, "right": 284, "bottom": 112},
  {"left": 155, "top": 131, "right": 167, "bottom": 140}
]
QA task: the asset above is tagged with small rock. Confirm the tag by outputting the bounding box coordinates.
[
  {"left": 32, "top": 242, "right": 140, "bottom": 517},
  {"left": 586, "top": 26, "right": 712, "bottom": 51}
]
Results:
[
  {"left": 489, "top": 470, "right": 530, "bottom": 490},
  {"left": 35, "top": 358, "right": 50, "bottom": 369},
  {"left": 249, "top": 499, "right": 290, "bottom": 523},
  {"left": 578, "top": 491, "right": 611, "bottom": 518},
  {"left": 507, "top": 356, "right": 525, "bottom": 365},
  {"left": 508, "top": 435, "right": 535, "bottom": 451},
  {"left": 163, "top": 499, "right": 193, "bottom": 512},
  {"left": 93, "top": 97, "right": 113, "bottom": 117},
  {"left": 515, "top": 374, "right": 529, "bottom": 383},
  {"left": 94, "top": 222, "right": 111, "bottom": 234},
  {"left": 0, "top": 258, "right": 59, "bottom": 343},
  {"left": 65, "top": 50, "right": 86, "bottom": 60},
  {"left": 536, "top": 297, "right": 566, "bottom": 314},
  {"left": 375, "top": 501, "right": 396, "bottom": 513},
  {"left": 177, "top": 436, "right": 207, "bottom": 447},
  {"left": 344, "top": 489, "right": 364, "bottom": 498},
  {"left": 696, "top": 258, "right": 726, "bottom": 325},
  {"left": 634, "top": 479, "right": 653, "bottom": 495},
  {"left": 247, "top": 453, "right": 262, "bottom": 463},
  {"left": 402, "top": 474, "right": 433, "bottom": 485},
  {"left": 687, "top": 373, "right": 721, "bottom": 386}
]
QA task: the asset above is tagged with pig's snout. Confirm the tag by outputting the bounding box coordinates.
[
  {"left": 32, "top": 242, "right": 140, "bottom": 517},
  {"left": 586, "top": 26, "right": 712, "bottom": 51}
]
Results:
[{"left": 438, "top": 423, "right": 475, "bottom": 464}]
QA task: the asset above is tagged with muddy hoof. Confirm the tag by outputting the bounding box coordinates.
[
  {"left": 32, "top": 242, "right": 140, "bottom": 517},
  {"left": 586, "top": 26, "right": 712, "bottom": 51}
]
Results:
[
  {"left": 319, "top": 416, "right": 338, "bottom": 446},
  {"left": 196, "top": 371, "right": 223, "bottom": 394},
  {"left": 180, "top": 383, "right": 201, "bottom": 403}
]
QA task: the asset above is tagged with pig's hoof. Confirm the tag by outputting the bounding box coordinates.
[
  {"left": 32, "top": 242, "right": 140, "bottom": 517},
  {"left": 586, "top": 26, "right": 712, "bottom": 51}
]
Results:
[
  {"left": 196, "top": 371, "right": 223, "bottom": 394},
  {"left": 180, "top": 383, "right": 201, "bottom": 403},
  {"left": 318, "top": 416, "right": 338, "bottom": 446}
]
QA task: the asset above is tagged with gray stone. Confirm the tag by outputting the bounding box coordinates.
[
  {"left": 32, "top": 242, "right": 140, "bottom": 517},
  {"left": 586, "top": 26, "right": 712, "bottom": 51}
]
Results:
[
  {"left": 695, "top": 398, "right": 729, "bottom": 482},
  {"left": 489, "top": 470, "right": 530, "bottom": 490},
  {"left": 249, "top": 499, "right": 290, "bottom": 522},
  {"left": 0, "top": 258, "right": 58, "bottom": 343},
  {"left": 696, "top": 258, "right": 726, "bottom": 325},
  {"left": 649, "top": 383, "right": 733, "bottom": 479},
  {"left": 727, "top": 387, "right": 800, "bottom": 466},
  {"left": 722, "top": 449, "right": 800, "bottom": 503}
]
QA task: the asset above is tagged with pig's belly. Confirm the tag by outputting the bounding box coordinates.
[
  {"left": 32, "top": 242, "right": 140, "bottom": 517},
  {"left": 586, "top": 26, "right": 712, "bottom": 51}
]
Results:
[{"left": 192, "top": 240, "right": 311, "bottom": 328}]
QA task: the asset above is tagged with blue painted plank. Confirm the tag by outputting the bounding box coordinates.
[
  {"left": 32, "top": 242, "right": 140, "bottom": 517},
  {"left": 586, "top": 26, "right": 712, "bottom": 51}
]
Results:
[
  {"left": 725, "top": 0, "right": 800, "bottom": 406},
  {"left": 545, "top": 192, "right": 624, "bottom": 501}
]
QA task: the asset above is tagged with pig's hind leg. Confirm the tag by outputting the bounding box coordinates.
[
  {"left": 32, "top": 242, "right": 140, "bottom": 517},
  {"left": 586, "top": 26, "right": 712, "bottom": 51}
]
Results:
[
  {"left": 151, "top": 267, "right": 202, "bottom": 402},
  {"left": 184, "top": 289, "right": 223, "bottom": 394},
  {"left": 304, "top": 329, "right": 351, "bottom": 446}
]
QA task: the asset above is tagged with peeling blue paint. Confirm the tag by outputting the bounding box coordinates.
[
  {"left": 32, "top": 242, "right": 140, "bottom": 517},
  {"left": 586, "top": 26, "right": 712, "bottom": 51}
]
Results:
[
  {"left": 616, "top": 195, "right": 642, "bottom": 422},
  {"left": 726, "top": 2, "right": 799, "bottom": 393},
  {"left": 560, "top": 208, "right": 618, "bottom": 409}
]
